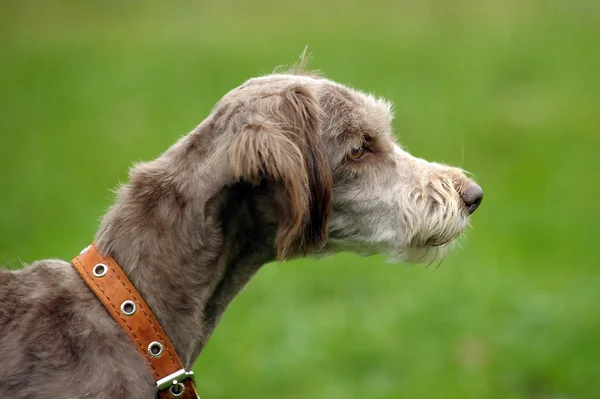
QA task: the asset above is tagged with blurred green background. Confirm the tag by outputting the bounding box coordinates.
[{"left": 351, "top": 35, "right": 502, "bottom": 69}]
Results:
[{"left": 1, "top": 1, "right": 599, "bottom": 398}]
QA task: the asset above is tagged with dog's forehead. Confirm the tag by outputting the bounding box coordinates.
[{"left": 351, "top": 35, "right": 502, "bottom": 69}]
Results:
[
  {"left": 317, "top": 80, "right": 393, "bottom": 118},
  {"left": 346, "top": 89, "right": 394, "bottom": 136},
  {"left": 315, "top": 80, "right": 396, "bottom": 147}
]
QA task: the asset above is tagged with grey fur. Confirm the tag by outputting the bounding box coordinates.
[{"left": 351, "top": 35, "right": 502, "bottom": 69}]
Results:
[{"left": 0, "top": 70, "right": 481, "bottom": 399}]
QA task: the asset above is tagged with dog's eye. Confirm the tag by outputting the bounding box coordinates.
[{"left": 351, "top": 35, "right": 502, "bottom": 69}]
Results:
[{"left": 348, "top": 147, "right": 365, "bottom": 160}]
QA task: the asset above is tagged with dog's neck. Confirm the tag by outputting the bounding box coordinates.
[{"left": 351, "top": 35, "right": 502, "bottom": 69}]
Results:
[{"left": 94, "top": 128, "right": 278, "bottom": 368}]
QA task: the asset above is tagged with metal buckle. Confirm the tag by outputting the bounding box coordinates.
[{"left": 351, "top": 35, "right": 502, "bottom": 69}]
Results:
[{"left": 156, "top": 369, "right": 196, "bottom": 395}]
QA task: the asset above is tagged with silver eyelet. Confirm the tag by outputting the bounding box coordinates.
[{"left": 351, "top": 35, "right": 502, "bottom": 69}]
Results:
[
  {"left": 169, "top": 382, "right": 185, "bottom": 397},
  {"left": 120, "top": 300, "right": 136, "bottom": 316},
  {"left": 92, "top": 263, "right": 108, "bottom": 278},
  {"left": 148, "top": 341, "right": 164, "bottom": 358}
]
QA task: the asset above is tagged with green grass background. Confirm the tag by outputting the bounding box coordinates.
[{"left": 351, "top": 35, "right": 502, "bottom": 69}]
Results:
[{"left": 1, "top": 1, "right": 599, "bottom": 398}]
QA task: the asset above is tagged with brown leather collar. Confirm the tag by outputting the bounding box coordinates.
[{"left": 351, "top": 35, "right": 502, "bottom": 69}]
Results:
[{"left": 72, "top": 244, "right": 200, "bottom": 399}]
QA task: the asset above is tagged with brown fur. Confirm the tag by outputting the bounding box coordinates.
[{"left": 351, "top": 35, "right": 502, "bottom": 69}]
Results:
[
  {"left": 228, "top": 84, "right": 332, "bottom": 259},
  {"left": 0, "top": 63, "right": 481, "bottom": 398}
]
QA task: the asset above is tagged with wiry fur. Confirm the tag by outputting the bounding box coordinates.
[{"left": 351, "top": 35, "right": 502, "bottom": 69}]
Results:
[{"left": 0, "top": 63, "right": 481, "bottom": 398}]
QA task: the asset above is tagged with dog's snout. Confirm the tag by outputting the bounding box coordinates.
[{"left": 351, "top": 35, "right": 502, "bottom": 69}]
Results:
[{"left": 461, "top": 183, "right": 483, "bottom": 214}]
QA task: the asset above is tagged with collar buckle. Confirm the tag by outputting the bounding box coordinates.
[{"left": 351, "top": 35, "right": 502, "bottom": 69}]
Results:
[
  {"left": 156, "top": 368, "right": 196, "bottom": 389},
  {"left": 156, "top": 369, "right": 198, "bottom": 398}
]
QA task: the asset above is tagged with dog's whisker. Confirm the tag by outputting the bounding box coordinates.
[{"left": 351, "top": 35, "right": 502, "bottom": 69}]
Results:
[
  {"left": 460, "top": 136, "right": 465, "bottom": 168},
  {"left": 435, "top": 249, "right": 449, "bottom": 271},
  {"left": 425, "top": 251, "right": 436, "bottom": 269}
]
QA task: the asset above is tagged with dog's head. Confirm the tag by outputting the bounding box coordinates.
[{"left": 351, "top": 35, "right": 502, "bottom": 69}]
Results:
[{"left": 158, "top": 71, "right": 481, "bottom": 264}]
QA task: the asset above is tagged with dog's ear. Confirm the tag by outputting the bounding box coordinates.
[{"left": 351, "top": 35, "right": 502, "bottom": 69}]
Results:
[{"left": 228, "top": 84, "right": 332, "bottom": 260}]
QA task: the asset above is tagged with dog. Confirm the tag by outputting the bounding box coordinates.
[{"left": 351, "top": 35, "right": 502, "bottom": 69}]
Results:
[{"left": 0, "top": 63, "right": 482, "bottom": 398}]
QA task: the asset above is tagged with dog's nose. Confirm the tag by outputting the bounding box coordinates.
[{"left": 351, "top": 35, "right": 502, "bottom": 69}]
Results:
[{"left": 461, "top": 183, "right": 483, "bottom": 214}]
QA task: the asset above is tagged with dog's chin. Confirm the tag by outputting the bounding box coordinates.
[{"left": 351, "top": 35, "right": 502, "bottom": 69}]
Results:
[
  {"left": 391, "top": 244, "right": 453, "bottom": 264},
  {"left": 323, "top": 221, "right": 467, "bottom": 264},
  {"left": 385, "top": 233, "right": 463, "bottom": 265},
  {"left": 321, "top": 241, "right": 453, "bottom": 265}
]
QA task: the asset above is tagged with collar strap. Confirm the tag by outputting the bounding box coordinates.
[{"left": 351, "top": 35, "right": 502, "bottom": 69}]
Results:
[{"left": 72, "top": 244, "right": 200, "bottom": 399}]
